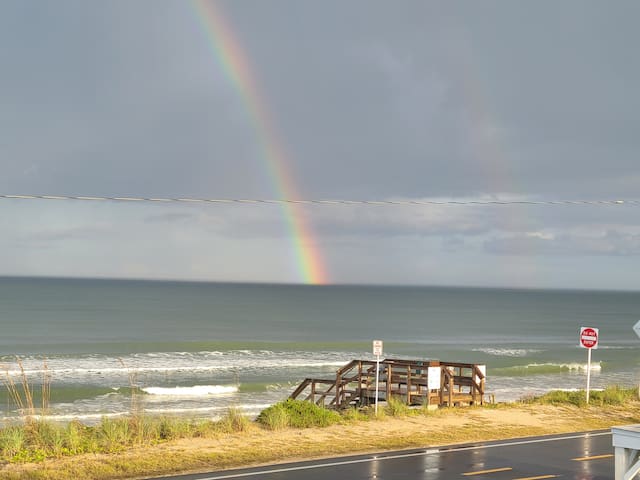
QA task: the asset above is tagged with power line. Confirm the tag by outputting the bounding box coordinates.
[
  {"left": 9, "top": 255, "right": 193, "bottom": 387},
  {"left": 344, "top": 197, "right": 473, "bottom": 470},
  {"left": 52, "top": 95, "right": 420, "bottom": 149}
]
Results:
[{"left": 0, "top": 194, "right": 638, "bottom": 207}]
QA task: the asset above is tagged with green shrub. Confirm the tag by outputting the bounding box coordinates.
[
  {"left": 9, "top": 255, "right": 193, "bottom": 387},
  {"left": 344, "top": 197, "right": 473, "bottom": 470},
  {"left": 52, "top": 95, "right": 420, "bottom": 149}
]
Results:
[
  {"left": 257, "top": 399, "right": 340, "bottom": 429},
  {"left": 257, "top": 403, "right": 289, "bottom": 430}
]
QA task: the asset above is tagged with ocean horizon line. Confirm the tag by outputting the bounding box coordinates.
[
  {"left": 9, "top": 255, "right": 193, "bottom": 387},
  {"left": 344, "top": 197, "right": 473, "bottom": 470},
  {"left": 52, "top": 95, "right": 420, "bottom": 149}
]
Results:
[{"left": 1, "top": 274, "right": 638, "bottom": 294}]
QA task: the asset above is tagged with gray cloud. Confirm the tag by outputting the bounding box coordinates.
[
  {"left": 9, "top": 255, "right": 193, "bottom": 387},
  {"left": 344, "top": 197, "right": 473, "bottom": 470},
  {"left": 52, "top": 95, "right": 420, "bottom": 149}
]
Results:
[
  {"left": 485, "top": 230, "right": 640, "bottom": 257},
  {"left": 2, "top": 0, "right": 638, "bottom": 200},
  {"left": 144, "top": 212, "right": 196, "bottom": 224},
  {"left": 1, "top": 0, "right": 639, "bottom": 288}
]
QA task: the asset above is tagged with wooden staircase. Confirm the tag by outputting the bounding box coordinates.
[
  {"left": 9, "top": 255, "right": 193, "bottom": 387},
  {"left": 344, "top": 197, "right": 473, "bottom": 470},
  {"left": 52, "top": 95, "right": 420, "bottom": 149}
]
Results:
[{"left": 289, "top": 358, "right": 486, "bottom": 409}]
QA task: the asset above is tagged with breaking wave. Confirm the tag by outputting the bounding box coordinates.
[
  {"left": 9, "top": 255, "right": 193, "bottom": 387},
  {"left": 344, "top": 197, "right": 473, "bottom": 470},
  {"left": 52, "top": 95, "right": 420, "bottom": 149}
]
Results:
[
  {"left": 141, "top": 385, "right": 238, "bottom": 396},
  {"left": 491, "top": 362, "right": 602, "bottom": 376}
]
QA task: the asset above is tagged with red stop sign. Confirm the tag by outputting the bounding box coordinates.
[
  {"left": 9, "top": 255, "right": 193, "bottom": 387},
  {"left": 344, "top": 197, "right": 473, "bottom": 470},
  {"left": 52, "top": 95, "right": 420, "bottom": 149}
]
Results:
[{"left": 580, "top": 327, "right": 598, "bottom": 349}]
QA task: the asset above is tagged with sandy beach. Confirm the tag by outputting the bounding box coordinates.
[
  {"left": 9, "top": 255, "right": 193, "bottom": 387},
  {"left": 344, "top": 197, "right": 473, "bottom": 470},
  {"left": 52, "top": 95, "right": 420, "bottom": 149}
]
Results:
[{"left": 3, "top": 401, "right": 640, "bottom": 480}]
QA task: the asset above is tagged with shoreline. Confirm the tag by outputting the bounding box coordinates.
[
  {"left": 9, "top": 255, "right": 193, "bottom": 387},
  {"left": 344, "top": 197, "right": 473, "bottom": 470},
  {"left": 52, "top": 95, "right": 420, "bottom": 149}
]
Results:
[{"left": 2, "top": 401, "right": 640, "bottom": 480}]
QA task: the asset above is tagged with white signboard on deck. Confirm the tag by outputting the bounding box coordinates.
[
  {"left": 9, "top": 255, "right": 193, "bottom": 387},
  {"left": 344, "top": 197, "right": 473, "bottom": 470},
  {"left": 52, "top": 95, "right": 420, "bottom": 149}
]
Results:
[
  {"left": 474, "top": 365, "right": 486, "bottom": 383},
  {"left": 428, "top": 366, "right": 441, "bottom": 390},
  {"left": 372, "top": 340, "right": 383, "bottom": 357}
]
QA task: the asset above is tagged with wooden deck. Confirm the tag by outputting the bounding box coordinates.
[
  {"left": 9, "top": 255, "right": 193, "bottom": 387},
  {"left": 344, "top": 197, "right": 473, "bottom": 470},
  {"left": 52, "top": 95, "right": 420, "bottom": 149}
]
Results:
[{"left": 289, "top": 358, "right": 486, "bottom": 409}]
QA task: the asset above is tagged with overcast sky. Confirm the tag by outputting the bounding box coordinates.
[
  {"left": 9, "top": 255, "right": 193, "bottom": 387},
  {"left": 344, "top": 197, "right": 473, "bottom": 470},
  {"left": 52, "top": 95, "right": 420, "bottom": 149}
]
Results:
[{"left": 1, "top": 0, "right": 639, "bottom": 289}]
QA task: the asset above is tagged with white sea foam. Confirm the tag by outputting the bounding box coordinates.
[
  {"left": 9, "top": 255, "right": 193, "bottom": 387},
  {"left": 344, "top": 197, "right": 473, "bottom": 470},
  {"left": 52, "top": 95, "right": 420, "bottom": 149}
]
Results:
[
  {"left": 0, "top": 411, "right": 130, "bottom": 424},
  {"left": 544, "top": 362, "right": 602, "bottom": 372},
  {"left": 0, "top": 351, "right": 349, "bottom": 379},
  {"left": 142, "top": 385, "right": 238, "bottom": 396},
  {"left": 472, "top": 347, "right": 543, "bottom": 357},
  {"left": 144, "top": 404, "right": 272, "bottom": 415}
]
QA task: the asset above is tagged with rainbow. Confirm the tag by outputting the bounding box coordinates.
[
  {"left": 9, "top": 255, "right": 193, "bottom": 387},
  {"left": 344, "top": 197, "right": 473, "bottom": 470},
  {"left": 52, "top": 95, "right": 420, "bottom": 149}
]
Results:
[{"left": 191, "top": 0, "right": 328, "bottom": 285}]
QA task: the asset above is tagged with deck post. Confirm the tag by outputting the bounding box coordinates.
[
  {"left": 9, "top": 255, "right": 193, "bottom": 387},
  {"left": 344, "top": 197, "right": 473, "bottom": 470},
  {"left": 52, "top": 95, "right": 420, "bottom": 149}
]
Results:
[
  {"left": 358, "top": 361, "right": 363, "bottom": 404},
  {"left": 374, "top": 355, "right": 380, "bottom": 416}
]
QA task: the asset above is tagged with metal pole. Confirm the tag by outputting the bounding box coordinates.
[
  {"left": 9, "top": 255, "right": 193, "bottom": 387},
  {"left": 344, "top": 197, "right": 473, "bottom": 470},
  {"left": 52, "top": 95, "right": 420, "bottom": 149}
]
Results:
[
  {"left": 375, "top": 355, "right": 380, "bottom": 415},
  {"left": 586, "top": 347, "right": 592, "bottom": 404}
]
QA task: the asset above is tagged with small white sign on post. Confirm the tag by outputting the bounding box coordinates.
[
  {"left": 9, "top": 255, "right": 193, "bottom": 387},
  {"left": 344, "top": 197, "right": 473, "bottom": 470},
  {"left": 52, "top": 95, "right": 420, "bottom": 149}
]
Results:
[
  {"left": 579, "top": 327, "right": 599, "bottom": 404},
  {"left": 633, "top": 321, "right": 640, "bottom": 399},
  {"left": 372, "top": 340, "right": 383, "bottom": 414},
  {"left": 427, "top": 366, "right": 441, "bottom": 390}
]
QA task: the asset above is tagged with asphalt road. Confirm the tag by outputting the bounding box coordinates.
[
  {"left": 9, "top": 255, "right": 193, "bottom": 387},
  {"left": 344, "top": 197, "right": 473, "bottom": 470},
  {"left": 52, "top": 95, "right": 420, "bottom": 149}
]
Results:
[{"left": 157, "top": 430, "right": 615, "bottom": 480}]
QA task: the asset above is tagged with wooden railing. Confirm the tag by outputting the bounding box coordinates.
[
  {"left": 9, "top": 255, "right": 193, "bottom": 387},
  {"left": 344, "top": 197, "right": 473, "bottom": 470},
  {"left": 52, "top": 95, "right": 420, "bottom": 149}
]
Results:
[
  {"left": 289, "top": 358, "right": 487, "bottom": 409},
  {"left": 440, "top": 362, "right": 485, "bottom": 406}
]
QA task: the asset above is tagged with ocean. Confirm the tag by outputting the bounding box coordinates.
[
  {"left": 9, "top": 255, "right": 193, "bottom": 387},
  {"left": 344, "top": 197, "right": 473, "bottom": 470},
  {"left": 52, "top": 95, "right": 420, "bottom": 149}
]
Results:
[{"left": 1, "top": 277, "right": 639, "bottom": 424}]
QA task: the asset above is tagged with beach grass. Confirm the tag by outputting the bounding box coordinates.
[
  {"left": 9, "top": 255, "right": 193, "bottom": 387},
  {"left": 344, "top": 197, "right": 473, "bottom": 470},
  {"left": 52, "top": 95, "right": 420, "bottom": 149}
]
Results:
[{"left": 524, "top": 385, "right": 637, "bottom": 407}]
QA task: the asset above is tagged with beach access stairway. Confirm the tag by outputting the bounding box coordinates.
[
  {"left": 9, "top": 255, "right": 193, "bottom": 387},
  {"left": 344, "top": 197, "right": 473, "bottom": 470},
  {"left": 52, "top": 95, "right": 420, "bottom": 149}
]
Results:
[{"left": 289, "top": 358, "right": 486, "bottom": 409}]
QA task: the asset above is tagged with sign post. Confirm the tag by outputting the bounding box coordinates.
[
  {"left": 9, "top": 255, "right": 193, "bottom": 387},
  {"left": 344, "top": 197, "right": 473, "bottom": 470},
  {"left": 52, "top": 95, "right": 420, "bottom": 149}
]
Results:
[
  {"left": 372, "top": 340, "right": 383, "bottom": 415},
  {"left": 633, "top": 321, "right": 640, "bottom": 398},
  {"left": 579, "top": 327, "right": 599, "bottom": 404}
]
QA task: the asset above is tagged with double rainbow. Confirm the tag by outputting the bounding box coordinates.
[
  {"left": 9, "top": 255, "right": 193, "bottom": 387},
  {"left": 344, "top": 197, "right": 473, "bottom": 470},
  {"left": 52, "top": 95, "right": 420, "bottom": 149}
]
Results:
[{"left": 192, "top": 0, "right": 328, "bottom": 285}]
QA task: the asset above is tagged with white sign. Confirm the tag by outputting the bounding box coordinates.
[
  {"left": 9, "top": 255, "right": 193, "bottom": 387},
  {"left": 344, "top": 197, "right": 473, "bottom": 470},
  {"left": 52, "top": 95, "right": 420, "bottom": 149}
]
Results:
[
  {"left": 474, "top": 365, "right": 487, "bottom": 384},
  {"left": 372, "top": 340, "right": 383, "bottom": 357},
  {"left": 427, "top": 366, "right": 441, "bottom": 390},
  {"left": 579, "top": 326, "right": 598, "bottom": 404},
  {"left": 633, "top": 320, "right": 640, "bottom": 339}
]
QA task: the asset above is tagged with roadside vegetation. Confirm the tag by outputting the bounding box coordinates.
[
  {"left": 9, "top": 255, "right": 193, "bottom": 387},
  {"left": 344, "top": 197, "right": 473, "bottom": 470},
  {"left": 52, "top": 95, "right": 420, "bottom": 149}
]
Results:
[
  {"left": 523, "top": 385, "right": 638, "bottom": 407},
  {"left": 0, "top": 398, "right": 401, "bottom": 464},
  {"left": 0, "top": 410, "right": 252, "bottom": 463},
  {"left": 1, "top": 389, "right": 637, "bottom": 466}
]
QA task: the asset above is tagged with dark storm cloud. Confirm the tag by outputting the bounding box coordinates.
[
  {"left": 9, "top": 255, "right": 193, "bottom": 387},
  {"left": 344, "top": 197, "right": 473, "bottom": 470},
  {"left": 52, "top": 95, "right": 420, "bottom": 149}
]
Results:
[
  {"left": 217, "top": 0, "right": 640, "bottom": 199},
  {"left": 2, "top": 0, "right": 639, "bottom": 202}
]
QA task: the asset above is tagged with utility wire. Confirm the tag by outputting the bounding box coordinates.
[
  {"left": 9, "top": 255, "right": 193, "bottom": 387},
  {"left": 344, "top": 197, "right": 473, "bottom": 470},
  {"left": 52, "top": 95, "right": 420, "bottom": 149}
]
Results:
[{"left": 0, "top": 194, "right": 638, "bottom": 207}]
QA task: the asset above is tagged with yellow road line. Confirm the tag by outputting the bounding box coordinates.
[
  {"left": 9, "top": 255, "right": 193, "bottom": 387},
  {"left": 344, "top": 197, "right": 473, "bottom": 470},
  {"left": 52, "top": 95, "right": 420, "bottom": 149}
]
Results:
[
  {"left": 572, "top": 454, "right": 614, "bottom": 461},
  {"left": 462, "top": 467, "right": 513, "bottom": 476},
  {"left": 512, "top": 475, "right": 557, "bottom": 480}
]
